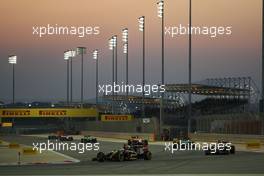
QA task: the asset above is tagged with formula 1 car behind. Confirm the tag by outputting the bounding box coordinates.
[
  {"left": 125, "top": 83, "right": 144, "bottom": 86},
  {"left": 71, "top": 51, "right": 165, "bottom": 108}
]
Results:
[
  {"left": 128, "top": 136, "right": 148, "bottom": 146},
  {"left": 205, "top": 140, "right": 235, "bottom": 155},
  {"left": 81, "top": 135, "right": 97, "bottom": 143},
  {"left": 59, "top": 135, "right": 74, "bottom": 141},
  {"left": 48, "top": 135, "right": 59, "bottom": 140}
]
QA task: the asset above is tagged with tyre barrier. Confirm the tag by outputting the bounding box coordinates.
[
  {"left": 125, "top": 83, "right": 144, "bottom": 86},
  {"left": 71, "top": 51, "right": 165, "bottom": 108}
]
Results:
[
  {"left": 8, "top": 143, "right": 20, "bottom": 149},
  {"left": 22, "top": 147, "right": 37, "bottom": 155}
]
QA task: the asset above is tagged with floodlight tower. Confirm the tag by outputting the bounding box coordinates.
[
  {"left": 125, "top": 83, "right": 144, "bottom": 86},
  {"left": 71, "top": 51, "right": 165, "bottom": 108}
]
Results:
[
  {"left": 122, "top": 28, "right": 129, "bottom": 98},
  {"left": 109, "top": 36, "right": 116, "bottom": 113},
  {"left": 138, "top": 16, "right": 146, "bottom": 119},
  {"left": 76, "top": 47, "right": 87, "bottom": 105},
  {"left": 8, "top": 55, "right": 17, "bottom": 128},
  {"left": 188, "top": 0, "right": 192, "bottom": 135},
  {"left": 64, "top": 51, "right": 70, "bottom": 105},
  {"left": 93, "top": 49, "right": 99, "bottom": 105},
  {"left": 8, "top": 55, "right": 17, "bottom": 104},
  {"left": 157, "top": 0, "right": 164, "bottom": 138}
]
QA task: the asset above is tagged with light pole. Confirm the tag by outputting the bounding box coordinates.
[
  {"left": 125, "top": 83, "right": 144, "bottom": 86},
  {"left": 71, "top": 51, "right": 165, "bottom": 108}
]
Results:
[
  {"left": 109, "top": 37, "right": 116, "bottom": 113},
  {"left": 261, "top": 0, "right": 264, "bottom": 134},
  {"left": 261, "top": 0, "right": 264, "bottom": 112},
  {"left": 138, "top": 16, "right": 146, "bottom": 119},
  {"left": 70, "top": 56, "right": 73, "bottom": 104},
  {"left": 67, "top": 50, "right": 77, "bottom": 104},
  {"left": 157, "top": 0, "right": 164, "bottom": 139},
  {"left": 114, "top": 36, "right": 118, "bottom": 86},
  {"left": 93, "top": 49, "right": 99, "bottom": 105},
  {"left": 113, "top": 36, "right": 117, "bottom": 108},
  {"left": 8, "top": 55, "right": 17, "bottom": 127},
  {"left": 63, "top": 50, "right": 76, "bottom": 129},
  {"left": 8, "top": 55, "right": 17, "bottom": 105},
  {"left": 64, "top": 51, "right": 70, "bottom": 105},
  {"left": 122, "top": 28, "right": 129, "bottom": 98},
  {"left": 188, "top": 0, "right": 192, "bottom": 135},
  {"left": 76, "top": 47, "right": 87, "bottom": 106}
]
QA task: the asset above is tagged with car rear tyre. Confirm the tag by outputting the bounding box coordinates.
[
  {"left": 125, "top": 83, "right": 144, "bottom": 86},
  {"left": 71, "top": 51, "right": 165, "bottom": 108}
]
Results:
[
  {"left": 230, "top": 146, "right": 235, "bottom": 154},
  {"left": 117, "top": 151, "right": 124, "bottom": 162},
  {"left": 205, "top": 150, "right": 211, "bottom": 155}
]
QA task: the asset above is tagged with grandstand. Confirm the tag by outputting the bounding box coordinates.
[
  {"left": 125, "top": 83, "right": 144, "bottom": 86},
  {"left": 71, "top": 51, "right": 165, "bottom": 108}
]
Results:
[{"left": 0, "top": 77, "right": 261, "bottom": 136}]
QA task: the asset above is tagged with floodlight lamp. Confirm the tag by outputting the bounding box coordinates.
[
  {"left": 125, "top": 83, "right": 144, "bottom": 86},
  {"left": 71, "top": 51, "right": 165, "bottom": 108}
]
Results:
[{"left": 8, "top": 55, "right": 17, "bottom": 64}]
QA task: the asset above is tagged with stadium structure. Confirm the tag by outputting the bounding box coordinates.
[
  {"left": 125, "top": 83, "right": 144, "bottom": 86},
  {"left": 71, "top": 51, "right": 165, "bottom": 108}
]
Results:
[{"left": 0, "top": 77, "right": 262, "bottom": 138}]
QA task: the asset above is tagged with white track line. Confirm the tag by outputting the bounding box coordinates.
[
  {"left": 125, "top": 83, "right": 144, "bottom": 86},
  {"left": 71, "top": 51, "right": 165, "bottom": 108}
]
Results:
[{"left": 49, "top": 150, "right": 80, "bottom": 163}]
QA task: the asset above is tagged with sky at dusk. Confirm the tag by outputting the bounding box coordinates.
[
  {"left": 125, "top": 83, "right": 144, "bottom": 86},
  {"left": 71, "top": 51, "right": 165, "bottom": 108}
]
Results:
[{"left": 0, "top": 0, "right": 262, "bottom": 103}]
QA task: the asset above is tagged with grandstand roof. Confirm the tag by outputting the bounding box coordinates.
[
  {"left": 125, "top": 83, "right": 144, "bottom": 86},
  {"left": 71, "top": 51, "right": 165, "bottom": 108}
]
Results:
[{"left": 165, "top": 84, "right": 250, "bottom": 96}]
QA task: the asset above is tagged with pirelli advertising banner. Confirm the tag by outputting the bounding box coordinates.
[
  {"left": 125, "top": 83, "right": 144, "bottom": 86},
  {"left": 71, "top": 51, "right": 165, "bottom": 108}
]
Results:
[
  {"left": 0, "top": 108, "right": 97, "bottom": 118},
  {"left": 101, "top": 115, "right": 133, "bottom": 121}
]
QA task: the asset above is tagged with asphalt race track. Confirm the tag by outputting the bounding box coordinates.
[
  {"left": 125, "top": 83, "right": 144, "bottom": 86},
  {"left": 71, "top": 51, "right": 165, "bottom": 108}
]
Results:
[{"left": 0, "top": 135, "right": 264, "bottom": 175}]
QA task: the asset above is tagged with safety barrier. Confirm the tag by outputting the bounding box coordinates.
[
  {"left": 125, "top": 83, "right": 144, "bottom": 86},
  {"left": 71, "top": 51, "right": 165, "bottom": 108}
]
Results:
[
  {"left": 0, "top": 140, "right": 8, "bottom": 148},
  {"left": 82, "top": 131, "right": 156, "bottom": 142},
  {"left": 22, "top": 147, "right": 37, "bottom": 155},
  {"left": 189, "top": 133, "right": 264, "bottom": 145},
  {"left": 246, "top": 141, "right": 261, "bottom": 149}
]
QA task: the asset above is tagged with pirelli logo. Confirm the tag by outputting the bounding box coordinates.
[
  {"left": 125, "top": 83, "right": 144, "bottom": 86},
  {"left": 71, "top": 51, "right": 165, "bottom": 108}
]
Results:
[
  {"left": 39, "top": 110, "right": 66, "bottom": 116},
  {"left": 1, "top": 122, "right": 13, "bottom": 127},
  {"left": 2, "top": 110, "right": 30, "bottom": 116},
  {"left": 0, "top": 108, "right": 97, "bottom": 118},
  {"left": 101, "top": 115, "right": 133, "bottom": 121}
]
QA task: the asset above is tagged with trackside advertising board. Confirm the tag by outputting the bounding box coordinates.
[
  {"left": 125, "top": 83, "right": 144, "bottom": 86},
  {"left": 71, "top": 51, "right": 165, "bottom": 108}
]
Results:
[
  {"left": 101, "top": 115, "right": 133, "bottom": 121},
  {"left": 1, "top": 122, "right": 13, "bottom": 127},
  {"left": 0, "top": 108, "right": 97, "bottom": 118}
]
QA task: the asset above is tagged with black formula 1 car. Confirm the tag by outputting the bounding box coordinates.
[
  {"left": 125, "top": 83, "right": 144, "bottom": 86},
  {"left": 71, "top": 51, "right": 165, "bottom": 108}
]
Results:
[
  {"left": 93, "top": 137, "right": 152, "bottom": 162},
  {"left": 59, "top": 135, "right": 74, "bottom": 141},
  {"left": 93, "top": 147, "right": 152, "bottom": 162},
  {"left": 48, "top": 135, "right": 59, "bottom": 140},
  {"left": 205, "top": 140, "right": 235, "bottom": 155},
  {"left": 81, "top": 135, "right": 97, "bottom": 143},
  {"left": 128, "top": 136, "right": 148, "bottom": 146}
]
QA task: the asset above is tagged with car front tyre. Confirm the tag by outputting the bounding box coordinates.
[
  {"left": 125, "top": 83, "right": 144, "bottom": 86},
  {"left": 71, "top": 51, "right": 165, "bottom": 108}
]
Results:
[
  {"left": 97, "top": 152, "right": 105, "bottom": 162},
  {"left": 144, "top": 151, "right": 152, "bottom": 160}
]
